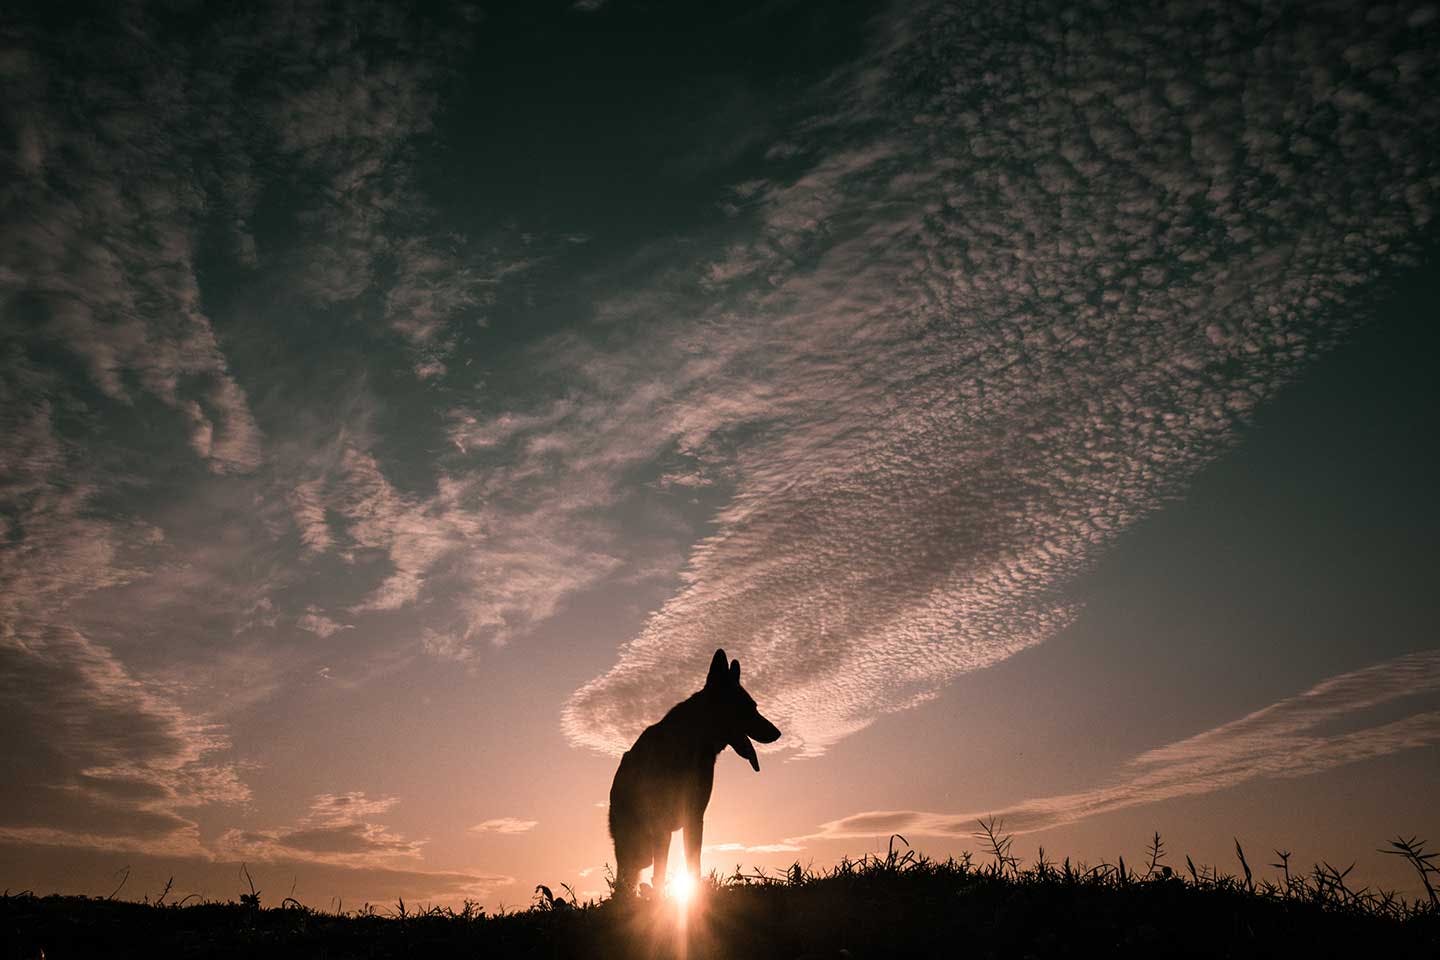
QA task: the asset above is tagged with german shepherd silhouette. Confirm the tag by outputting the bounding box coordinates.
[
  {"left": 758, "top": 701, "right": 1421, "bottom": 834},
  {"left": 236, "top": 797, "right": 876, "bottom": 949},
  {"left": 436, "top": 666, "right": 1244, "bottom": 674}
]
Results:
[{"left": 609, "top": 648, "right": 781, "bottom": 897}]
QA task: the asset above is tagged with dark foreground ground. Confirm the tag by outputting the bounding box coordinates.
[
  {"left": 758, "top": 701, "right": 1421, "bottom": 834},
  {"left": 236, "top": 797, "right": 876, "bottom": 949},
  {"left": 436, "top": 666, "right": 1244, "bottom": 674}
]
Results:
[{"left": 5, "top": 841, "right": 1438, "bottom": 959}]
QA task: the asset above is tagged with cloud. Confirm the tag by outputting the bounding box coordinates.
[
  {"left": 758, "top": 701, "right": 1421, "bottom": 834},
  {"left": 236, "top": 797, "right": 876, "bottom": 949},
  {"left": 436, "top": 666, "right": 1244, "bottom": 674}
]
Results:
[
  {"left": 1, "top": 22, "right": 263, "bottom": 476},
  {"left": 469, "top": 818, "right": 538, "bottom": 835},
  {"left": 0, "top": 0, "right": 644, "bottom": 894},
  {"left": 271, "top": 422, "right": 630, "bottom": 656},
  {"left": 219, "top": 792, "right": 428, "bottom": 867},
  {"left": 560, "top": 0, "right": 1440, "bottom": 757},
  {"left": 0, "top": 390, "right": 253, "bottom": 855},
  {"left": 802, "top": 651, "right": 1440, "bottom": 842},
  {"left": 705, "top": 842, "right": 805, "bottom": 855},
  {"left": 0, "top": 401, "right": 142, "bottom": 623},
  {"left": 383, "top": 238, "right": 533, "bottom": 349},
  {"left": 245, "top": 8, "right": 532, "bottom": 370},
  {"left": 255, "top": 5, "right": 478, "bottom": 331},
  {"left": 0, "top": 0, "right": 493, "bottom": 746},
  {"left": 2, "top": 0, "right": 510, "bottom": 577},
  {"left": 0, "top": 623, "right": 248, "bottom": 855},
  {"left": 0, "top": 395, "right": 253, "bottom": 849},
  {"left": 288, "top": 481, "right": 334, "bottom": 555},
  {"left": 296, "top": 607, "right": 351, "bottom": 639},
  {"left": 335, "top": 448, "right": 485, "bottom": 613}
]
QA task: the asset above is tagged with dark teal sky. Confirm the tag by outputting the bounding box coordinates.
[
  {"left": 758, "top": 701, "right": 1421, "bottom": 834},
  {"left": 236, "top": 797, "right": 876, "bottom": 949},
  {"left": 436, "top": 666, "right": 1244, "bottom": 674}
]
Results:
[{"left": 2, "top": 0, "right": 1438, "bottom": 906}]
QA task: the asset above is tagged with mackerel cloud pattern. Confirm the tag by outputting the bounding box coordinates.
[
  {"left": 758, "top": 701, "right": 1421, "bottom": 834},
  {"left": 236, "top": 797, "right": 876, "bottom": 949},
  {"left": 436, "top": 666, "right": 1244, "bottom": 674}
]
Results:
[{"left": 562, "top": 1, "right": 1440, "bottom": 756}]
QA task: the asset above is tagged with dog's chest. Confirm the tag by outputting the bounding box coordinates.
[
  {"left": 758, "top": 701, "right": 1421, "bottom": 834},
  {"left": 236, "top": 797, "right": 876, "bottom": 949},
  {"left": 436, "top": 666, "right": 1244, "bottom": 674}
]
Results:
[{"left": 616, "top": 732, "right": 719, "bottom": 823}]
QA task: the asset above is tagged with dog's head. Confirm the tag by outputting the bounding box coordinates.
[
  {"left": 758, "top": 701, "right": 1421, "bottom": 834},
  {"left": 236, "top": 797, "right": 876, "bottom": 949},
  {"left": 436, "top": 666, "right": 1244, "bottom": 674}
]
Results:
[{"left": 703, "top": 648, "right": 781, "bottom": 771}]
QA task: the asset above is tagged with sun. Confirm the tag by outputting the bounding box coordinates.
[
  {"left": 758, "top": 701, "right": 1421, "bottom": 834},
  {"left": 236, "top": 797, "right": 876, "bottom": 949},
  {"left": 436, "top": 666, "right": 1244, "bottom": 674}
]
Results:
[{"left": 668, "top": 871, "right": 698, "bottom": 909}]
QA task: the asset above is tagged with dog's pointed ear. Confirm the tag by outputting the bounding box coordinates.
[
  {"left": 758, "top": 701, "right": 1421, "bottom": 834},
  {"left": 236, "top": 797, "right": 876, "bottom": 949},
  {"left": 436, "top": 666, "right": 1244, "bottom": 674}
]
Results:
[
  {"left": 706, "top": 649, "right": 729, "bottom": 688},
  {"left": 730, "top": 658, "right": 741, "bottom": 684}
]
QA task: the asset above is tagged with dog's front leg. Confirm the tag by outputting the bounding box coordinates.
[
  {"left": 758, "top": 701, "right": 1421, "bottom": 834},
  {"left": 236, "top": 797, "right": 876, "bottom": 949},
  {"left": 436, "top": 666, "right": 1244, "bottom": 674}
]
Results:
[{"left": 682, "top": 811, "right": 703, "bottom": 883}]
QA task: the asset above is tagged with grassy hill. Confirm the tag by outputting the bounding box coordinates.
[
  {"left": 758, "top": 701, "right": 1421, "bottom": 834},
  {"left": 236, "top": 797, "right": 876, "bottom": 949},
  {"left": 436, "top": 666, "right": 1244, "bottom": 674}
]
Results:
[{"left": 4, "top": 833, "right": 1437, "bottom": 958}]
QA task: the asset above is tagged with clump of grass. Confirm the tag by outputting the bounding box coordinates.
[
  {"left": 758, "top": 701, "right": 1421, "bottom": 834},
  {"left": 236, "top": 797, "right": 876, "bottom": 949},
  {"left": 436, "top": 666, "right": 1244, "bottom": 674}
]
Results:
[
  {"left": 533, "top": 883, "right": 579, "bottom": 912},
  {"left": 1383, "top": 835, "right": 1440, "bottom": 908}
]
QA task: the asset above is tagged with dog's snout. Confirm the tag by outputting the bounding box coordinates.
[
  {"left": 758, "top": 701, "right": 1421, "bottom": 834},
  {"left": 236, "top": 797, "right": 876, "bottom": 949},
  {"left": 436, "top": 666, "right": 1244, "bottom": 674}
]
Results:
[{"left": 752, "top": 715, "right": 782, "bottom": 744}]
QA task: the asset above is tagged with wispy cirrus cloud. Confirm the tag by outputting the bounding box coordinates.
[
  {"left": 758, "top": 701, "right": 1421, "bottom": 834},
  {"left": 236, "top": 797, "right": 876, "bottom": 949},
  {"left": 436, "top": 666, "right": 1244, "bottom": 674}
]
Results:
[
  {"left": 0, "top": 622, "right": 248, "bottom": 856},
  {"left": 252, "top": 1, "right": 506, "bottom": 359},
  {"left": 296, "top": 606, "right": 351, "bottom": 639},
  {"left": 469, "top": 818, "right": 539, "bottom": 835},
  {"left": 802, "top": 651, "right": 1440, "bottom": 842},
  {"left": 219, "top": 792, "right": 429, "bottom": 867},
  {"left": 1, "top": 17, "right": 262, "bottom": 476},
  {"left": 705, "top": 841, "right": 805, "bottom": 855},
  {"left": 0, "top": 0, "right": 514, "bottom": 864},
  {"left": 0, "top": 397, "right": 244, "bottom": 855},
  {"left": 561, "top": 0, "right": 1440, "bottom": 757},
  {"left": 277, "top": 436, "right": 622, "bottom": 657}
]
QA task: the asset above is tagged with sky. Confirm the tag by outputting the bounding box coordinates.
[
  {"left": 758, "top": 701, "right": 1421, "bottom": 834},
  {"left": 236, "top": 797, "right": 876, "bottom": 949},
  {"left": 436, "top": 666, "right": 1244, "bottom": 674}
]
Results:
[{"left": 2, "top": 0, "right": 1438, "bottom": 909}]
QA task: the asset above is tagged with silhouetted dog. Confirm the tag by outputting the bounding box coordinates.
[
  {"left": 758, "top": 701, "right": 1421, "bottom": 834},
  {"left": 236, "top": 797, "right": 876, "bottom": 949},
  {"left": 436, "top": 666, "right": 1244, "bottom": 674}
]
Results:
[{"left": 609, "top": 648, "right": 781, "bottom": 897}]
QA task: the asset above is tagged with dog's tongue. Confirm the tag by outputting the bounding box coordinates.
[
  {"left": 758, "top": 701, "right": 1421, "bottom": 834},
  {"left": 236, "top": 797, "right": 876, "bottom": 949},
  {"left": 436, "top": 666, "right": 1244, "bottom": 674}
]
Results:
[{"left": 731, "top": 735, "right": 759, "bottom": 772}]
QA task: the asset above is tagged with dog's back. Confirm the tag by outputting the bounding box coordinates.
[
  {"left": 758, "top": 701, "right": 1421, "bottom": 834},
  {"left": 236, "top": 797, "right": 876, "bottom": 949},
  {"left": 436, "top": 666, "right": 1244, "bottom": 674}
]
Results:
[{"left": 608, "top": 649, "right": 781, "bottom": 896}]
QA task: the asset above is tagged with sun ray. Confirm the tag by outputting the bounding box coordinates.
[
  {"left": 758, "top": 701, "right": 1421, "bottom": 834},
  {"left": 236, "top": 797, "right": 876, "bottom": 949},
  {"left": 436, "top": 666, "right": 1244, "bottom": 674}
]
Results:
[{"left": 669, "top": 871, "right": 697, "bottom": 911}]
